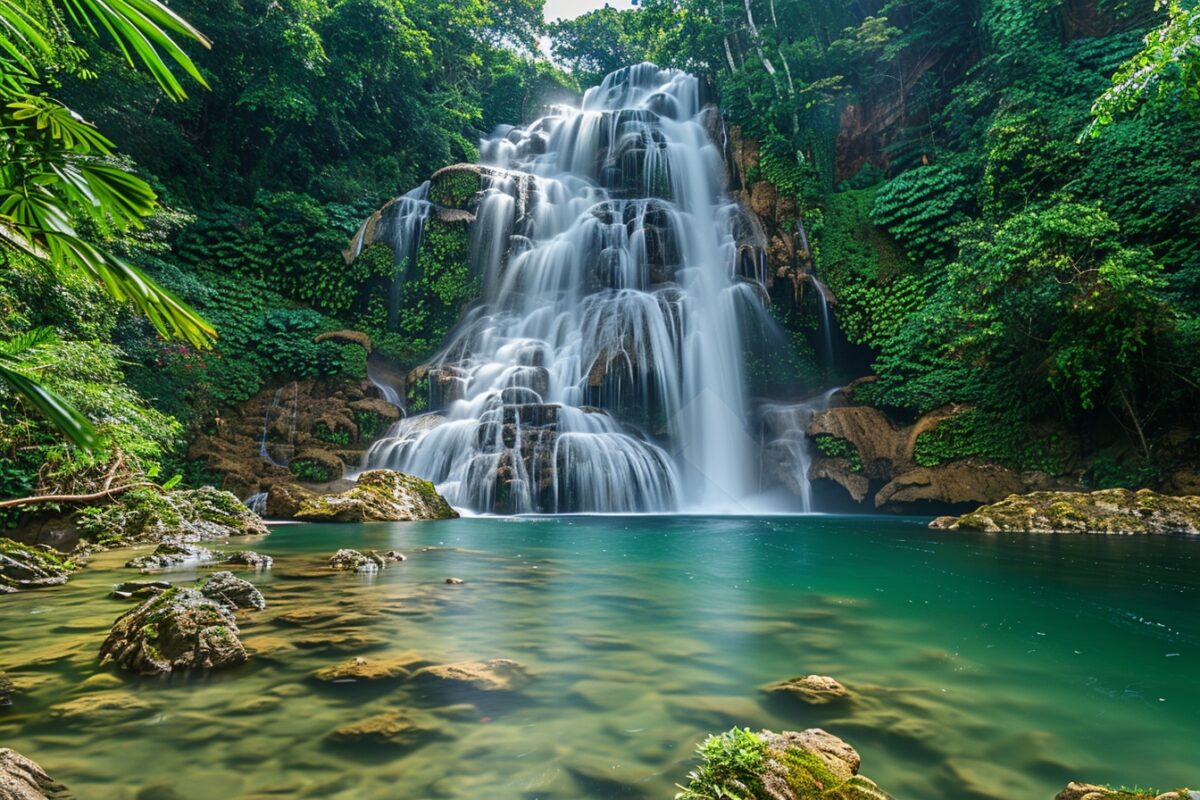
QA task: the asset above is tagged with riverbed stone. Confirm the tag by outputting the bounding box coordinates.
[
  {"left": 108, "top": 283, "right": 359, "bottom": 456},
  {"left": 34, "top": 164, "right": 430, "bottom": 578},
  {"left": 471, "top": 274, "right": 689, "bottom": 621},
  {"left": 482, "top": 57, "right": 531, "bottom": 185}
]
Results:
[
  {"left": 931, "top": 489, "right": 1200, "bottom": 534},
  {"left": 295, "top": 469, "right": 458, "bottom": 522},
  {"left": 762, "top": 674, "right": 851, "bottom": 705},
  {"left": 326, "top": 709, "right": 444, "bottom": 749},
  {"left": 125, "top": 541, "right": 217, "bottom": 571},
  {"left": 200, "top": 571, "right": 266, "bottom": 610},
  {"left": 413, "top": 659, "right": 531, "bottom": 692},
  {"left": 0, "top": 539, "right": 75, "bottom": 592},
  {"left": 311, "top": 654, "right": 424, "bottom": 682},
  {"left": 1056, "top": 785, "right": 1197, "bottom": 800},
  {"left": 49, "top": 690, "right": 155, "bottom": 722},
  {"left": 109, "top": 579, "right": 172, "bottom": 600},
  {"left": 0, "top": 748, "right": 70, "bottom": 799},
  {"left": 99, "top": 587, "right": 247, "bottom": 674},
  {"left": 0, "top": 673, "right": 11, "bottom": 707}
]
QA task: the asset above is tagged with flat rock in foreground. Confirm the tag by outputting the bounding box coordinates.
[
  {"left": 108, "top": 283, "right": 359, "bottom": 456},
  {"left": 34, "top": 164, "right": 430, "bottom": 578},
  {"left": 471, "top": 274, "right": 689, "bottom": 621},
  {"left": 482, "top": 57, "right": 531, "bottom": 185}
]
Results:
[
  {"left": 0, "top": 539, "right": 74, "bottom": 593},
  {"left": 0, "top": 748, "right": 70, "bottom": 799},
  {"left": 295, "top": 470, "right": 458, "bottom": 522},
  {"left": 930, "top": 489, "right": 1200, "bottom": 535}
]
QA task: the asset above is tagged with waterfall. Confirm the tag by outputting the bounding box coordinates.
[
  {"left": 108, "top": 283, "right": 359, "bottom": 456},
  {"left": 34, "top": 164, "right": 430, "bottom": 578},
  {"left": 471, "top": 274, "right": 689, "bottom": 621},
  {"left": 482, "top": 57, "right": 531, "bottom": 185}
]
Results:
[
  {"left": 259, "top": 384, "right": 297, "bottom": 467},
  {"left": 244, "top": 492, "right": 268, "bottom": 516},
  {"left": 759, "top": 389, "right": 838, "bottom": 513},
  {"left": 811, "top": 275, "right": 835, "bottom": 369},
  {"left": 365, "top": 64, "right": 781, "bottom": 514}
]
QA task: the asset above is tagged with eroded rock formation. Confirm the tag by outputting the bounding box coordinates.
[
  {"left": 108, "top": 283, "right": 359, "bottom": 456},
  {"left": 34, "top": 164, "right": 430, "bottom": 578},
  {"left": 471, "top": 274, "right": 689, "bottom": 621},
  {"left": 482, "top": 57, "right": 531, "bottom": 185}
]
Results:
[{"left": 931, "top": 489, "right": 1200, "bottom": 535}]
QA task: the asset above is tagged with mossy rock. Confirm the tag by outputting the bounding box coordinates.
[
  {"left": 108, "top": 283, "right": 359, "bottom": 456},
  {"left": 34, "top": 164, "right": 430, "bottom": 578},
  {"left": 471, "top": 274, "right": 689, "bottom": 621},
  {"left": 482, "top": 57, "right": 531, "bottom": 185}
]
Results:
[
  {"left": 289, "top": 448, "right": 345, "bottom": 483},
  {"left": 932, "top": 489, "right": 1200, "bottom": 535},
  {"left": 0, "top": 538, "right": 75, "bottom": 593},
  {"left": 295, "top": 470, "right": 457, "bottom": 522},
  {"left": 676, "top": 727, "right": 891, "bottom": 800},
  {"left": 428, "top": 165, "right": 483, "bottom": 209},
  {"left": 1056, "top": 783, "right": 1196, "bottom": 800},
  {"left": 99, "top": 587, "right": 247, "bottom": 675},
  {"left": 74, "top": 487, "right": 267, "bottom": 546}
]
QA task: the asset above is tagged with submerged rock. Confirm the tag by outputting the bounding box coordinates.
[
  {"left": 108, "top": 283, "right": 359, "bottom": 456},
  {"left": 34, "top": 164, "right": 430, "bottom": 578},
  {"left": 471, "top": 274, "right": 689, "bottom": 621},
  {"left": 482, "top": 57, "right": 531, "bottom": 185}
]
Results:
[
  {"left": 99, "top": 587, "right": 247, "bottom": 674},
  {"left": 124, "top": 541, "right": 216, "bottom": 571},
  {"left": 326, "top": 709, "right": 445, "bottom": 749},
  {"left": 49, "top": 690, "right": 155, "bottom": 722},
  {"left": 311, "top": 654, "right": 424, "bottom": 683},
  {"left": 676, "top": 727, "right": 890, "bottom": 800},
  {"left": 295, "top": 470, "right": 458, "bottom": 522},
  {"left": 76, "top": 486, "right": 268, "bottom": 546},
  {"left": 413, "top": 659, "right": 531, "bottom": 692},
  {"left": 762, "top": 674, "right": 851, "bottom": 705},
  {"left": 0, "top": 672, "right": 11, "bottom": 707},
  {"left": 0, "top": 539, "right": 75, "bottom": 593},
  {"left": 930, "top": 489, "right": 1200, "bottom": 535},
  {"left": 222, "top": 550, "right": 273, "bottom": 570},
  {"left": 200, "top": 571, "right": 266, "bottom": 610},
  {"left": 0, "top": 748, "right": 70, "bottom": 799},
  {"left": 1056, "top": 784, "right": 1197, "bottom": 800}
]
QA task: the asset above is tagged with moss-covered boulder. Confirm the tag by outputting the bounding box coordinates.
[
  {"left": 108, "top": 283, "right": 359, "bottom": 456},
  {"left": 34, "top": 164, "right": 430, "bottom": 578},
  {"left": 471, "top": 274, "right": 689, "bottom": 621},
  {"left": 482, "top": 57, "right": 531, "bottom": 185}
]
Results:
[
  {"left": 676, "top": 727, "right": 891, "bottom": 800},
  {"left": 931, "top": 489, "right": 1200, "bottom": 534},
  {"left": 99, "top": 587, "right": 248, "bottom": 674},
  {"left": 75, "top": 487, "right": 268, "bottom": 547},
  {"left": 0, "top": 748, "right": 70, "bottom": 799},
  {"left": 289, "top": 447, "right": 345, "bottom": 483},
  {"left": 412, "top": 659, "right": 531, "bottom": 693},
  {"left": 295, "top": 469, "right": 457, "bottom": 522},
  {"left": 200, "top": 571, "right": 266, "bottom": 610},
  {"left": 762, "top": 675, "right": 851, "bottom": 706},
  {"left": 264, "top": 482, "right": 317, "bottom": 519},
  {"left": 0, "top": 539, "right": 75, "bottom": 593}
]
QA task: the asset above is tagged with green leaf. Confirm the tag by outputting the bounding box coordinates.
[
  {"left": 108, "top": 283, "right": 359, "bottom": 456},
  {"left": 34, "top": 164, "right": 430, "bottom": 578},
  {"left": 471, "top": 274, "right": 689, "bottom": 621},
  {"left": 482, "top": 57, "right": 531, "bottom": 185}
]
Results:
[{"left": 0, "top": 354, "right": 99, "bottom": 451}]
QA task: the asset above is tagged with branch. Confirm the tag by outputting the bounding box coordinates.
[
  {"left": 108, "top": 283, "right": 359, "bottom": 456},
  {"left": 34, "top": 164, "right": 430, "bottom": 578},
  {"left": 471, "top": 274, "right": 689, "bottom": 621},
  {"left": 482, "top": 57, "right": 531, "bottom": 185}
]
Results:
[{"left": 0, "top": 481, "right": 163, "bottom": 509}]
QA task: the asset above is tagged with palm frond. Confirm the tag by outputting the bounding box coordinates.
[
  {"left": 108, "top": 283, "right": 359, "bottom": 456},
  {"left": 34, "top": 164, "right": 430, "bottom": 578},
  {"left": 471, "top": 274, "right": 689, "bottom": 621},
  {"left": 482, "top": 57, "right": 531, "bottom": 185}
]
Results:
[
  {"left": 0, "top": 354, "right": 99, "bottom": 450},
  {"left": 0, "top": 327, "right": 59, "bottom": 355},
  {"left": 0, "top": 0, "right": 51, "bottom": 75},
  {"left": 58, "top": 0, "right": 211, "bottom": 101}
]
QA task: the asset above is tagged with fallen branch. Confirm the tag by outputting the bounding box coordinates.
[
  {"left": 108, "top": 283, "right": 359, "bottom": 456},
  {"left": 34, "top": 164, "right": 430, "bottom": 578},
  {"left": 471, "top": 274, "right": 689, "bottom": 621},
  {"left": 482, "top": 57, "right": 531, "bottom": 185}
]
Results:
[{"left": 0, "top": 481, "right": 164, "bottom": 510}]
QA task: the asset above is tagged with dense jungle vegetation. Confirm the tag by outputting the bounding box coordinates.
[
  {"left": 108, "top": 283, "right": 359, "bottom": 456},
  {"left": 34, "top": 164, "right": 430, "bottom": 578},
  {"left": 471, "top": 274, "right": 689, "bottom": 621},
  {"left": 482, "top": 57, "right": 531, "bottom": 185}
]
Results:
[{"left": 1, "top": 0, "right": 1198, "bottom": 512}]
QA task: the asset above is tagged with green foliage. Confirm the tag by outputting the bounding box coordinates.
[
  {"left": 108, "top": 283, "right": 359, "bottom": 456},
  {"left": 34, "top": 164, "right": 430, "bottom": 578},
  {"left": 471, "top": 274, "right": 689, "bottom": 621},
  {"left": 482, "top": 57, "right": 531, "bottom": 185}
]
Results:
[
  {"left": 913, "top": 408, "right": 1072, "bottom": 473},
  {"left": 290, "top": 457, "right": 335, "bottom": 483},
  {"left": 389, "top": 220, "right": 476, "bottom": 361},
  {"left": 814, "top": 435, "right": 863, "bottom": 472},
  {"left": 676, "top": 727, "right": 766, "bottom": 800},
  {"left": 871, "top": 158, "right": 976, "bottom": 264}
]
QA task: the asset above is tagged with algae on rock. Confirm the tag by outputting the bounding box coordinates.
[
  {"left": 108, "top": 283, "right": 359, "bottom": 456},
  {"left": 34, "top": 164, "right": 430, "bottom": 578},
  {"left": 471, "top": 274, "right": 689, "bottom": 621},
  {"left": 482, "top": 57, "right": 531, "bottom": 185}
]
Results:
[
  {"left": 75, "top": 486, "right": 268, "bottom": 546},
  {"left": 296, "top": 469, "right": 458, "bottom": 522},
  {"left": 931, "top": 489, "right": 1200, "bottom": 535}
]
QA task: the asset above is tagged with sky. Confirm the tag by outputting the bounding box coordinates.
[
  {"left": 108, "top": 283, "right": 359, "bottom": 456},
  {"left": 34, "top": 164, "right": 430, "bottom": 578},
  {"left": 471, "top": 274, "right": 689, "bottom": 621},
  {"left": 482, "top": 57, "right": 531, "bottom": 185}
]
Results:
[{"left": 543, "top": 0, "right": 629, "bottom": 23}]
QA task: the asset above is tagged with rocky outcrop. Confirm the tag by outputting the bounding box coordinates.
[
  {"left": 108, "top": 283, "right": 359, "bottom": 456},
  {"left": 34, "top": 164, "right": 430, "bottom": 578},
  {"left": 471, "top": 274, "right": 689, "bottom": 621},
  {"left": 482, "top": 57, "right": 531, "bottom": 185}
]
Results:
[
  {"left": 0, "top": 749, "right": 70, "bottom": 799},
  {"left": 0, "top": 539, "right": 74, "bottom": 593},
  {"left": 676, "top": 727, "right": 890, "bottom": 800},
  {"left": 77, "top": 486, "right": 268, "bottom": 546},
  {"left": 1056, "top": 784, "right": 1196, "bottom": 800},
  {"left": 787, "top": 400, "right": 1081, "bottom": 512},
  {"left": 99, "top": 587, "right": 247, "bottom": 674},
  {"left": 762, "top": 674, "right": 850, "bottom": 705},
  {"left": 200, "top": 571, "right": 266, "bottom": 610},
  {"left": 295, "top": 469, "right": 457, "bottom": 522},
  {"left": 264, "top": 482, "right": 316, "bottom": 519},
  {"left": 187, "top": 377, "right": 400, "bottom": 503},
  {"left": 931, "top": 489, "right": 1200, "bottom": 535}
]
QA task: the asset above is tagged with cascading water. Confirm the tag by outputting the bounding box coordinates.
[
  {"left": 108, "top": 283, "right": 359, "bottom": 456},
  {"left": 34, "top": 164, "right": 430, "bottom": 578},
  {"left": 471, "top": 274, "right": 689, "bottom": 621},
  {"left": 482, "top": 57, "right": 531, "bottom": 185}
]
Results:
[{"left": 364, "top": 64, "right": 789, "bottom": 514}]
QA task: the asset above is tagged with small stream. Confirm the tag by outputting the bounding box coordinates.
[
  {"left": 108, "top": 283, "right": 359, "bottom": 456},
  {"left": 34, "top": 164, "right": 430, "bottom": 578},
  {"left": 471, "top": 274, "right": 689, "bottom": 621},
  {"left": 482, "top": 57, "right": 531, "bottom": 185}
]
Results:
[{"left": 1, "top": 516, "right": 1197, "bottom": 799}]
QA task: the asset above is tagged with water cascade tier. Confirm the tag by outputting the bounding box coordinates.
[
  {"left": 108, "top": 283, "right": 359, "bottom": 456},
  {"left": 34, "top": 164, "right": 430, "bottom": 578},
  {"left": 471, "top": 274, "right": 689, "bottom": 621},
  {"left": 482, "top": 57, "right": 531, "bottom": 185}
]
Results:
[{"left": 360, "top": 64, "right": 790, "bottom": 514}]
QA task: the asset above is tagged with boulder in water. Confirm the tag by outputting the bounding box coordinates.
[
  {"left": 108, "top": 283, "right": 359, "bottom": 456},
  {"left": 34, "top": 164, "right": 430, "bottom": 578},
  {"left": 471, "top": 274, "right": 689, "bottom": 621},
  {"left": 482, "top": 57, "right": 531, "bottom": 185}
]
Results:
[
  {"left": 0, "top": 749, "right": 70, "bottom": 799},
  {"left": 1056, "top": 784, "right": 1197, "bottom": 800},
  {"left": 762, "top": 674, "right": 851, "bottom": 705},
  {"left": 99, "top": 587, "right": 247, "bottom": 674},
  {"left": 931, "top": 489, "right": 1200, "bottom": 534},
  {"left": 675, "top": 727, "right": 891, "bottom": 800},
  {"left": 326, "top": 709, "right": 445, "bottom": 749},
  {"left": 200, "top": 571, "right": 266, "bottom": 610},
  {"left": 222, "top": 550, "right": 273, "bottom": 570},
  {"left": 296, "top": 470, "right": 458, "bottom": 522},
  {"left": 312, "top": 654, "right": 424, "bottom": 682},
  {"left": 0, "top": 539, "right": 74, "bottom": 593},
  {"left": 109, "top": 579, "right": 172, "bottom": 600},
  {"left": 327, "top": 549, "right": 383, "bottom": 571}
]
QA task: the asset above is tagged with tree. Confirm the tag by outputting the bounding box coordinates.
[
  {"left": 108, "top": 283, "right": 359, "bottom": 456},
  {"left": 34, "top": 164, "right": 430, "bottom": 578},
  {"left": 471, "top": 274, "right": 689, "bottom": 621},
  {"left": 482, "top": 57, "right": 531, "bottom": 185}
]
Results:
[{"left": 0, "top": 0, "right": 215, "bottom": 449}]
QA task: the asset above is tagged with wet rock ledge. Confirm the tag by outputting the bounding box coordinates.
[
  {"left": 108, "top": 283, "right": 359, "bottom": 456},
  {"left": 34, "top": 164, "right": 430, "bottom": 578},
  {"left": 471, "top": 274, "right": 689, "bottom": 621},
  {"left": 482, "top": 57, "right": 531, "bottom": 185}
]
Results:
[
  {"left": 294, "top": 469, "right": 458, "bottom": 522},
  {"left": 931, "top": 489, "right": 1200, "bottom": 535}
]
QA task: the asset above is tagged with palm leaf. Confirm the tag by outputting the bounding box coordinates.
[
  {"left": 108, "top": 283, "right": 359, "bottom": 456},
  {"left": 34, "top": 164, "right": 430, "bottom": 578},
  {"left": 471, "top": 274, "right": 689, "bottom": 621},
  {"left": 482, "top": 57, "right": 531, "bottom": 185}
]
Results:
[
  {"left": 43, "top": 232, "right": 217, "bottom": 348},
  {"left": 0, "top": 0, "right": 51, "bottom": 74},
  {"left": 0, "top": 326, "right": 59, "bottom": 355},
  {"left": 59, "top": 0, "right": 211, "bottom": 101},
  {"left": 0, "top": 354, "right": 99, "bottom": 451}
]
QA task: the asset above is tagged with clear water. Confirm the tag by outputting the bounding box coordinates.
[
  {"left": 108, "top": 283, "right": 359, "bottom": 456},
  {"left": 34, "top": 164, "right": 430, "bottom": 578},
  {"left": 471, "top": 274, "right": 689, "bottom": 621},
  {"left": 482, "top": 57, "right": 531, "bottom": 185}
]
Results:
[{"left": 1, "top": 517, "right": 1197, "bottom": 799}]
